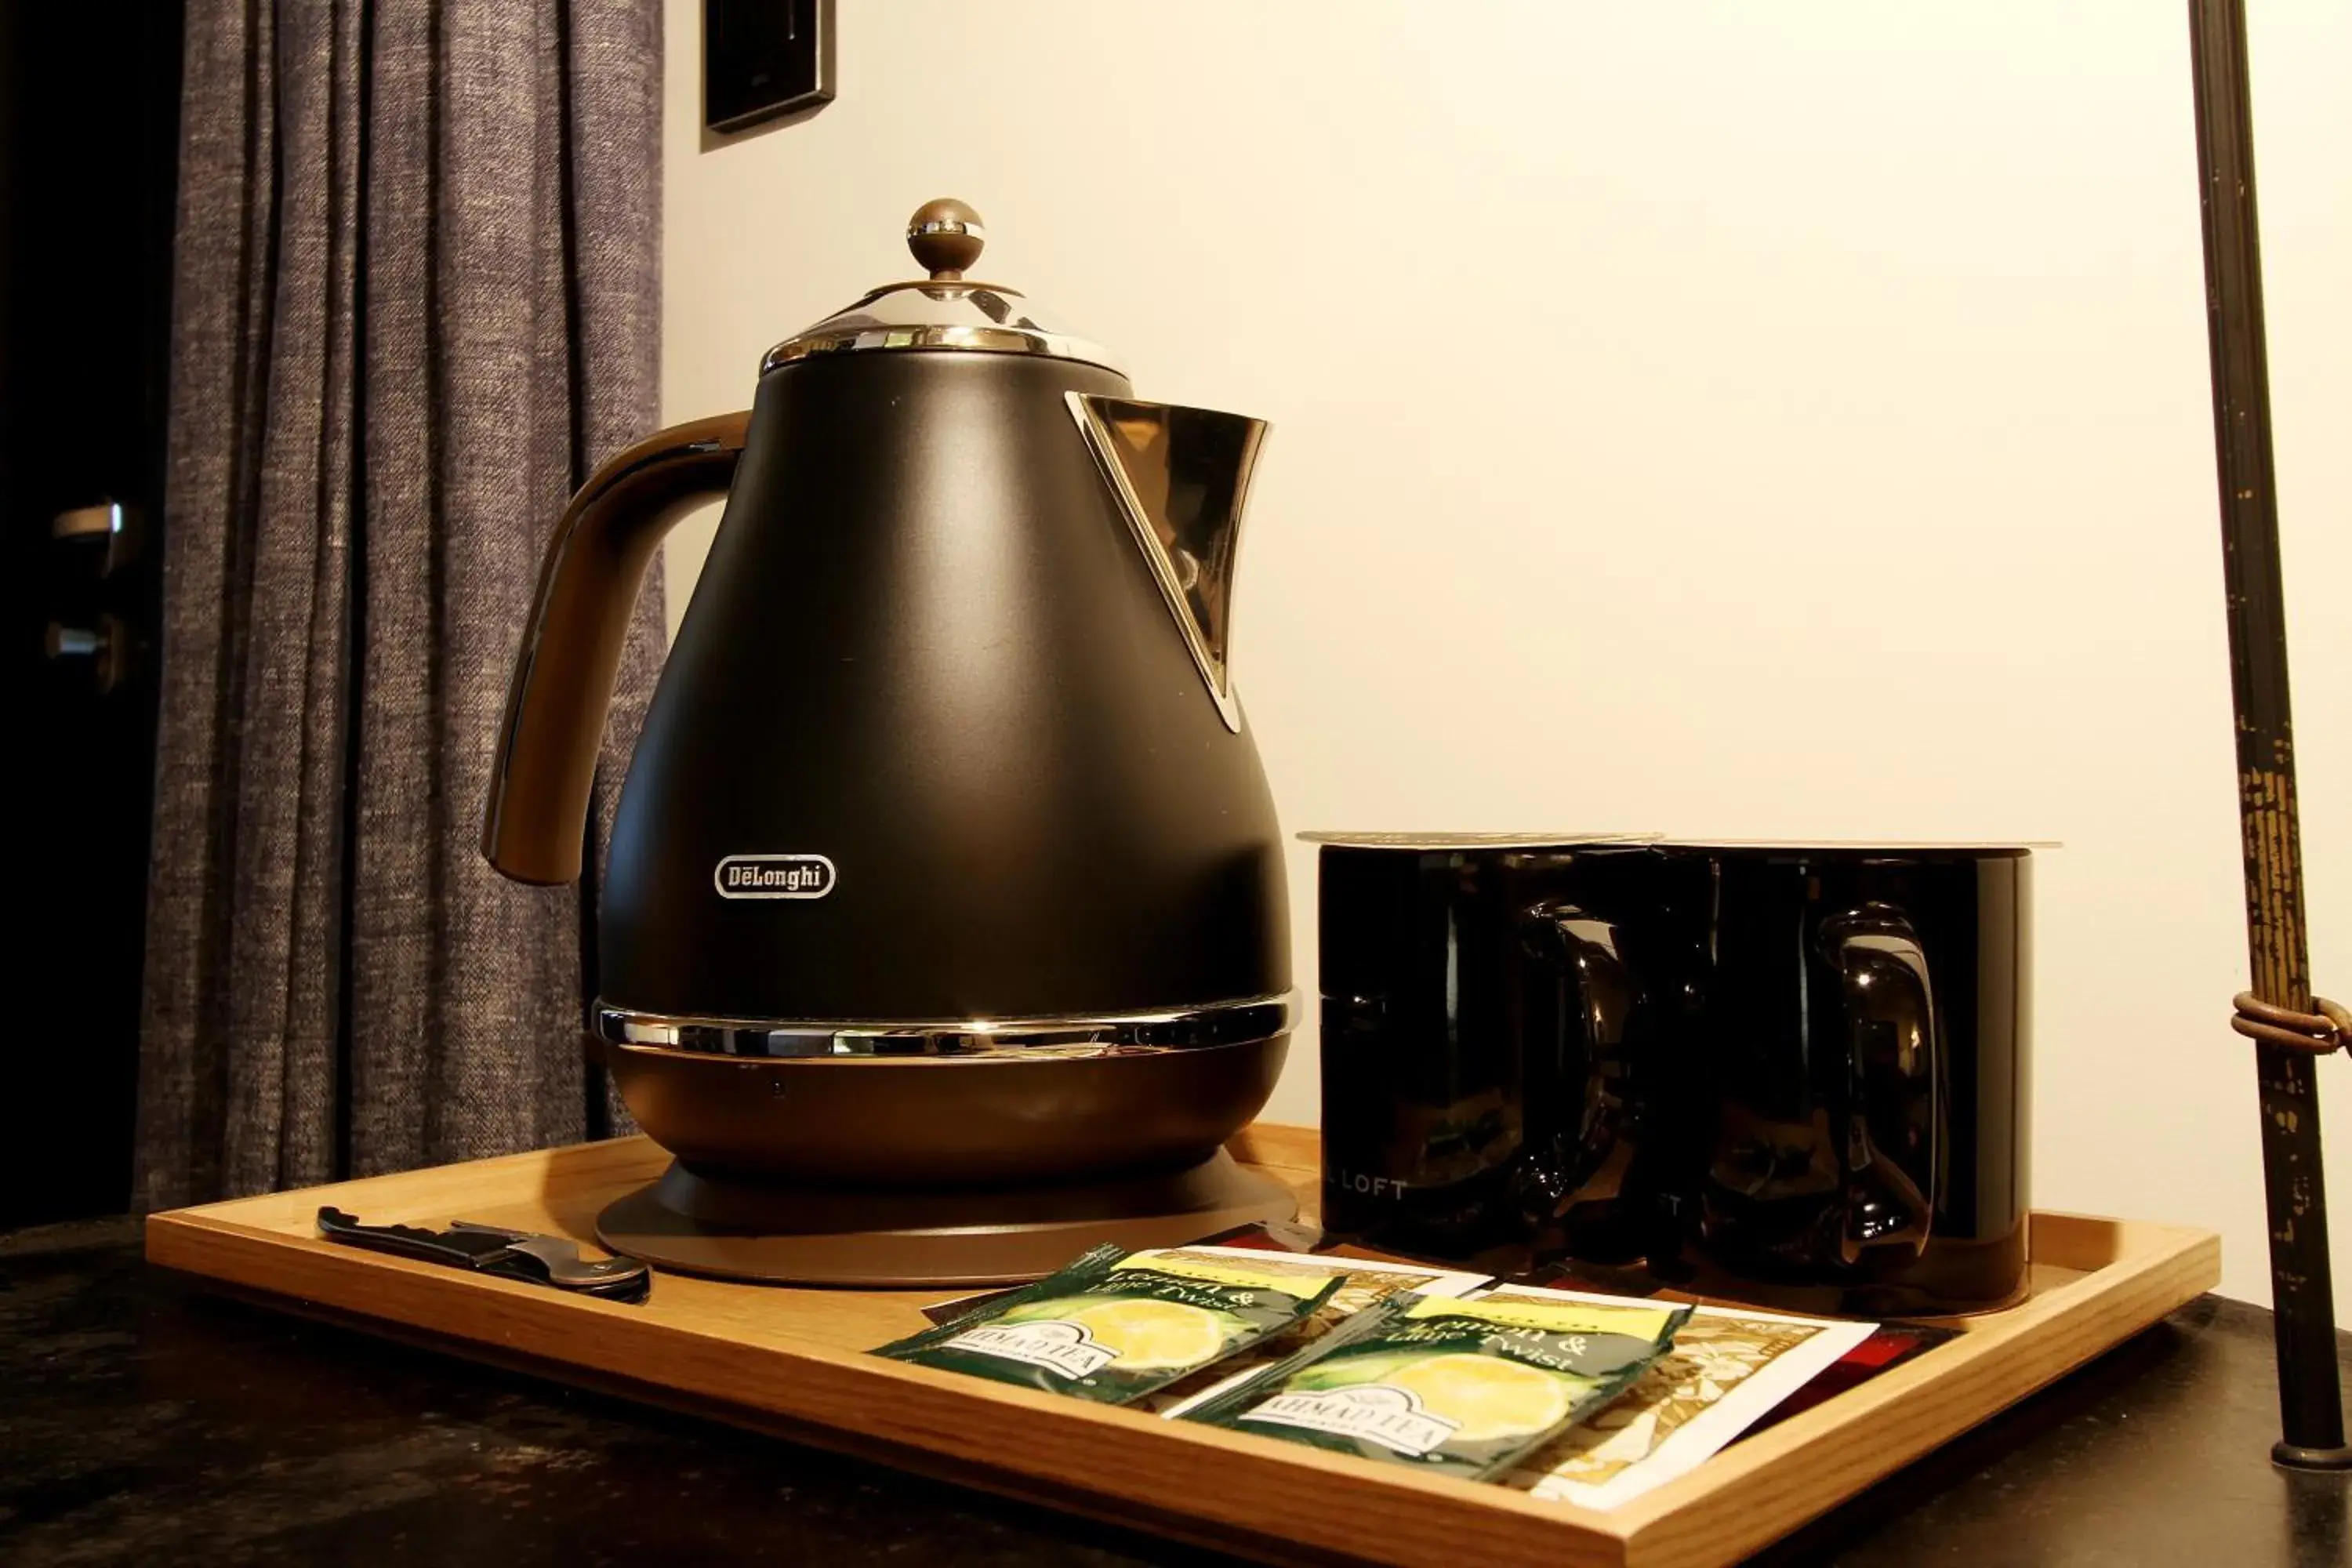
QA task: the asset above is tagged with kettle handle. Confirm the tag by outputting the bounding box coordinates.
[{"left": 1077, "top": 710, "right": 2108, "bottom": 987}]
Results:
[{"left": 481, "top": 410, "right": 751, "bottom": 885}]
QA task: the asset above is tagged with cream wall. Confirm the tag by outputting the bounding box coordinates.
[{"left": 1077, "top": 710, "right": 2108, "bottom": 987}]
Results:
[{"left": 659, "top": 2, "right": 2350, "bottom": 1320}]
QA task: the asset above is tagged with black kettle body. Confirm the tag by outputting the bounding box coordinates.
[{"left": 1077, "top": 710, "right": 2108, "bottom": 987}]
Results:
[
  {"left": 609, "top": 347, "right": 1286, "bottom": 1022},
  {"left": 481, "top": 201, "right": 1290, "bottom": 1188}
]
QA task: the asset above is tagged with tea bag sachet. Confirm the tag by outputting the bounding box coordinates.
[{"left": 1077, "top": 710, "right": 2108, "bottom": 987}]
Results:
[
  {"left": 1139, "top": 1250, "right": 1490, "bottom": 1417},
  {"left": 1182, "top": 1290, "right": 1692, "bottom": 1480},
  {"left": 872, "top": 1243, "right": 1345, "bottom": 1404}
]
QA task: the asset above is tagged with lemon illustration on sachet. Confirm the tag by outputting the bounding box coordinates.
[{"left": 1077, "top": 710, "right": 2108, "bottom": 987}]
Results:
[
  {"left": 880, "top": 1245, "right": 1348, "bottom": 1404},
  {"left": 1065, "top": 1299, "right": 1229, "bottom": 1371},
  {"left": 1386, "top": 1352, "right": 1573, "bottom": 1442}
]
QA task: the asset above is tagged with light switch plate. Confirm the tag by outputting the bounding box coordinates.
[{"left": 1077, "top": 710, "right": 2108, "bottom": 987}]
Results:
[{"left": 705, "top": 0, "right": 833, "bottom": 134}]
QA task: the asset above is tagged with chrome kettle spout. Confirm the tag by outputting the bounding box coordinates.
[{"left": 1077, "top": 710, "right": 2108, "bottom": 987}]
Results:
[{"left": 1067, "top": 393, "right": 1269, "bottom": 733}]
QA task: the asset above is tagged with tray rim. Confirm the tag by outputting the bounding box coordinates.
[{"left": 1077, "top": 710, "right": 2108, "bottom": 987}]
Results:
[{"left": 144, "top": 1125, "right": 2219, "bottom": 1568}]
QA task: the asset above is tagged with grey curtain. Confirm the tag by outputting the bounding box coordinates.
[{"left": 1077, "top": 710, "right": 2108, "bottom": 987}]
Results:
[{"left": 137, "top": 0, "right": 666, "bottom": 1208}]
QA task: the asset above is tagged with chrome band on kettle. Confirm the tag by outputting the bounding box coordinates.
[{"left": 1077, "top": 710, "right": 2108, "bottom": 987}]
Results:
[{"left": 596, "top": 993, "right": 1298, "bottom": 1060}]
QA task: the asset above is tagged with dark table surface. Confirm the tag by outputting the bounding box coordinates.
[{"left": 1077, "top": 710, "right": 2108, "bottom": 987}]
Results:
[{"left": 2, "top": 1218, "right": 2346, "bottom": 1567}]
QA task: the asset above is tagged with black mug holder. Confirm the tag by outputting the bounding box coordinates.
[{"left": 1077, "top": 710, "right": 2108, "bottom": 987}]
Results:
[{"left": 1316, "top": 841, "right": 2031, "bottom": 1316}]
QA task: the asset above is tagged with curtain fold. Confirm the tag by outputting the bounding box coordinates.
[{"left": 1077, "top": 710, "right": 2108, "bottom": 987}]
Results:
[{"left": 138, "top": 0, "right": 664, "bottom": 1209}]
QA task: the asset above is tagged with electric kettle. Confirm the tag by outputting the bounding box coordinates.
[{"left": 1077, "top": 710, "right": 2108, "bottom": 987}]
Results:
[{"left": 481, "top": 201, "right": 1295, "bottom": 1283}]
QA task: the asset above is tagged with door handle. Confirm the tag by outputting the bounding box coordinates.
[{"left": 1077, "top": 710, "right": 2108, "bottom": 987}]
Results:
[{"left": 52, "top": 500, "right": 139, "bottom": 575}]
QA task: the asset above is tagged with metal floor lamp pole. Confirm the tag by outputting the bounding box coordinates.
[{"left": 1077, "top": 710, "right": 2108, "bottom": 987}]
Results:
[{"left": 2184, "top": 0, "right": 2350, "bottom": 1472}]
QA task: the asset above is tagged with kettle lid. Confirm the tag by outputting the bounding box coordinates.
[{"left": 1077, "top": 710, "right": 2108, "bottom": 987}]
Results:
[{"left": 760, "top": 198, "right": 1122, "bottom": 376}]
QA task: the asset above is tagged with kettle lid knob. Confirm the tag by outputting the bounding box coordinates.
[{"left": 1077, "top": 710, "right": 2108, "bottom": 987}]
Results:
[{"left": 906, "top": 198, "right": 985, "bottom": 280}]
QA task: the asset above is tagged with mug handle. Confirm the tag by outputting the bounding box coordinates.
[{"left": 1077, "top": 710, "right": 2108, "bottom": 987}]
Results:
[
  {"left": 1513, "top": 905, "right": 1636, "bottom": 1233},
  {"left": 1822, "top": 903, "right": 1940, "bottom": 1264}
]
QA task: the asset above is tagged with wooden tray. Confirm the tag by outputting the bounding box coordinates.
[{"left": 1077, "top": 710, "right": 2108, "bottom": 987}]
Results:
[{"left": 147, "top": 1125, "right": 2218, "bottom": 1568}]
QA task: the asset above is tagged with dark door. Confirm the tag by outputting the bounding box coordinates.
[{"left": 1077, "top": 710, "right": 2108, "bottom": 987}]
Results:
[{"left": 1, "top": 3, "right": 183, "bottom": 1225}]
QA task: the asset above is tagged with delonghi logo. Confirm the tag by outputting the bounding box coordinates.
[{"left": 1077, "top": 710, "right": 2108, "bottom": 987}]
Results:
[{"left": 713, "top": 854, "right": 837, "bottom": 900}]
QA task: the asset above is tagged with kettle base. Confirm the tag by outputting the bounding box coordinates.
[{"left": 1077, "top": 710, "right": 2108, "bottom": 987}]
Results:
[{"left": 594, "top": 1149, "right": 1298, "bottom": 1287}]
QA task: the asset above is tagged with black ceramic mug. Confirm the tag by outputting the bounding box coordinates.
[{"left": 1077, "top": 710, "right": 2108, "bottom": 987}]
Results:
[{"left": 1313, "top": 835, "right": 2033, "bottom": 1316}]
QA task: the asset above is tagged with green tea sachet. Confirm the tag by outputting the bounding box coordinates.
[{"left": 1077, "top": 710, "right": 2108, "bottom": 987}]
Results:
[
  {"left": 873, "top": 1243, "right": 1346, "bottom": 1403},
  {"left": 1183, "top": 1290, "right": 1692, "bottom": 1479}
]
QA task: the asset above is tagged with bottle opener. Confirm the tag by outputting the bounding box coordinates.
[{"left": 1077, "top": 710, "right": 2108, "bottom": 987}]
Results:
[{"left": 315, "top": 1207, "right": 651, "bottom": 1304}]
